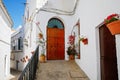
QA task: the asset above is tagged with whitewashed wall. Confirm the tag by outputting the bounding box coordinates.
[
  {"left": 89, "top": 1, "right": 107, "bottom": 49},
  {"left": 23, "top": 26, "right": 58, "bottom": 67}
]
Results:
[
  {"left": 36, "top": 11, "right": 79, "bottom": 60},
  {"left": 11, "top": 26, "right": 24, "bottom": 71},
  {"left": 20, "top": 0, "right": 37, "bottom": 70},
  {"left": 23, "top": 0, "right": 78, "bottom": 69},
  {"left": 35, "top": 0, "right": 79, "bottom": 59},
  {"left": 75, "top": 0, "right": 120, "bottom": 80},
  {"left": 23, "top": 0, "right": 120, "bottom": 80},
  {"left": 21, "top": 0, "right": 48, "bottom": 70},
  {"left": 0, "top": 4, "right": 13, "bottom": 79},
  {"left": 11, "top": 26, "right": 23, "bottom": 51}
]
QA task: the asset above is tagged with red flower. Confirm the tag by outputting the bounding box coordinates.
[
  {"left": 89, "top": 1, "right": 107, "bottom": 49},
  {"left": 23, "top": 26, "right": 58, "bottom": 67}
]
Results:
[
  {"left": 105, "top": 13, "right": 119, "bottom": 25},
  {"left": 106, "top": 14, "right": 118, "bottom": 20},
  {"left": 68, "top": 35, "right": 75, "bottom": 45}
]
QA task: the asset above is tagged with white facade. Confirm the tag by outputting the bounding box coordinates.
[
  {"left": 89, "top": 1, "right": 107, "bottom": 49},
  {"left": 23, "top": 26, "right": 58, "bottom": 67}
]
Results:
[
  {"left": 11, "top": 26, "right": 24, "bottom": 70},
  {"left": 23, "top": 0, "right": 78, "bottom": 61},
  {"left": 0, "top": 0, "right": 13, "bottom": 80},
  {"left": 23, "top": 0, "right": 120, "bottom": 80},
  {"left": 16, "top": 0, "right": 48, "bottom": 71},
  {"left": 76, "top": 0, "right": 120, "bottom": 80}
]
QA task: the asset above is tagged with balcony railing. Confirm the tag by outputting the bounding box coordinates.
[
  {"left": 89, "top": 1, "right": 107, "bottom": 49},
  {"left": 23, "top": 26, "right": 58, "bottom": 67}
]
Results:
[{"left": 18, "top": 46, "right": 39, "bottom": 80}]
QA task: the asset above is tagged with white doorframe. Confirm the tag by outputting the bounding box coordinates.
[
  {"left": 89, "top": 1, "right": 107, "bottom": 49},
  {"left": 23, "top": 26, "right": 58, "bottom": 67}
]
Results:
[{"left": 95, "top": 22, "right": 104, "bottom": 80}]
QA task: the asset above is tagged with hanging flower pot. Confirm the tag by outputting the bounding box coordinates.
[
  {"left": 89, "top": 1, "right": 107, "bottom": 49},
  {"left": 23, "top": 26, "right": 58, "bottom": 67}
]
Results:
[
  {"left": 104, "top": 13, "right": 120, "bottom": 35},
  {"left": 82, "top": 38, "right": 88, "bottom": 45},
  {"left": 106, "top": 20, "right": 120, "bottom": 35}
]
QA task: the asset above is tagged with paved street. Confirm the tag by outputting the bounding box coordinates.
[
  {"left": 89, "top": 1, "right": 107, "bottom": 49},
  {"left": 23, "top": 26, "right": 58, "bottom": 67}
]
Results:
[
  {"left": 9, "top": 68, "right": 21, "bottom": 80},
  {"left": 36, "top": 60, "right": 89, "bottom": 80}
]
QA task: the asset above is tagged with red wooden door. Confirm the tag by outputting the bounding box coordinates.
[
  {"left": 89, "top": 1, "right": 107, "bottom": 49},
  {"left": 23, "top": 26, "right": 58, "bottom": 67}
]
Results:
[
  {"left": 99, "top": 24, "right": 118, "bottom": 80},
  {"left": 47, "top": 28, "right": 64, "bottom": 60}
]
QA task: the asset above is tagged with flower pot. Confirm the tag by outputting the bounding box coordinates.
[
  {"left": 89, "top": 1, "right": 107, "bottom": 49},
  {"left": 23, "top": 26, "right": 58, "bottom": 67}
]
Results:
[
  {"left": 39, "top": 56, "right": 46, "bottom": 63},
  {"left": 106, "top": 20, "right": 120, "bottom": 35},
  {"left": 69, "top": 55, "right": 75, "bottom": 60},
  {"left": 82, "top": 38, "right": 88, "bottom": 45},
  {"left": 77, "top": 54, "right": 80, "bottom": 59}
]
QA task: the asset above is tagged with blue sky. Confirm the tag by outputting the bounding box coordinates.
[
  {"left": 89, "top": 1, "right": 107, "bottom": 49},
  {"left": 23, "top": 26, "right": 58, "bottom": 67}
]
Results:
[{"left": 3, "top": 0, "right": 26, "bottom": 29}]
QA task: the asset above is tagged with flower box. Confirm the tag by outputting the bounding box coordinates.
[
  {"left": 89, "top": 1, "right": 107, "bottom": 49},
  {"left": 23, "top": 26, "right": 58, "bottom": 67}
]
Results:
[
  {"left": 82, "top": 38, "right": 88, "bottom": 45},
  {"left": 106, "top": 20, "right": 120, "bottom": 35},
  {"left": 105, "top": 13, "right": 120, "bottom": 35}
]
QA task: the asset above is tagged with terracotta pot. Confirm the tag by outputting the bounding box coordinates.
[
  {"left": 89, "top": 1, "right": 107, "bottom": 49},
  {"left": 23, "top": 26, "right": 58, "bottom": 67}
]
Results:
[
  {"left": 107, "top": 20, "right": 120, "bottom": 35},
  {"left": 82, "top": 38, "right": 88, "bottom": 45},
  {"left": 39, "top": 56, "right": 46, "bottom": 63},
  {"left": 69, "top": 55, "right": 75, "bottom": 60},
  {"left": 77, "top": 54, "right": 80, "bottom": 59}
]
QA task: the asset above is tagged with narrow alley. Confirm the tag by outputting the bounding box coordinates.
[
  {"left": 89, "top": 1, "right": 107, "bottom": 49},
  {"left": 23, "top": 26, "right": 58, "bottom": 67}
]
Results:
[
  {"left": 9, "top": 68, "right": 21, "bottom": 80},
  {"left": 36, "top": 60, "right": 89, "bottom": 80}
]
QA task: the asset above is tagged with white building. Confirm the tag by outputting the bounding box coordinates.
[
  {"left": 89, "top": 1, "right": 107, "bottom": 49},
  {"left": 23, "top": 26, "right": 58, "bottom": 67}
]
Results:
[
  {"left": 22, "top": 0, "right": 120, "bottom": 80},
  {"left": 11, "top": 25, "right": 24, "bottom": 70},
  {"left": 0, "top": 0, "right": 13, "bottom": 79},
  {"left": 11, "top": 0, "right": 48, "bottom": 71}
]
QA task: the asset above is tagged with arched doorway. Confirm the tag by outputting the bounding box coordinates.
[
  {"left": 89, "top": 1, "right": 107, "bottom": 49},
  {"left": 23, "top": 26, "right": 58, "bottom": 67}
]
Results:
[
  {"left": 99, "top": 24, "right": 118, "bottom": 80},
  {"left": 47, "top": 18, "right": 65, "bottom": 60}
]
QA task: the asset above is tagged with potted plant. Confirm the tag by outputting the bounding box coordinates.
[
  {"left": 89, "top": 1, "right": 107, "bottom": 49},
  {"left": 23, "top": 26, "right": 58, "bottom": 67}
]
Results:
[
  {"left": 104, "top": 13, "right": 120, "bottom": 35},
  {"left": 67, "top": 45, "right": 77, "bottom": 60},
  {"left": 38, "top": 32, "right": 46, "bottom": 63},
  {"left": 82, "top": 38, "right": 88, "bottom": 45},
  {"left": 67, "top": 34, "right": 78, "bottom": 60},
  {"left": 38, "top": 40, "right": 46, "bottom": 63},
  {"left": 39, "top": 53, "right": 46, "bottom": 63},
  {"left": 79, "top": 37, "right": 88, "bottom": 45}
]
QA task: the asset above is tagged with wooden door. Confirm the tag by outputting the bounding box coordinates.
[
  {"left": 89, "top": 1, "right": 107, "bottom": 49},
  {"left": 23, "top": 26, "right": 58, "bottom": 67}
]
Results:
[
  {"left": 99, "top": 24, "right": 118, "bottom": 80},
  {"left": 47, "top": 28, "right": 64, "bottom": 60}
]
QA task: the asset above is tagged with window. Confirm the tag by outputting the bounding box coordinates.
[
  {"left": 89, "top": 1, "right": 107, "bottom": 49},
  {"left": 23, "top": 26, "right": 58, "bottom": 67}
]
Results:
[{"left": 18, "top": 37, "right": 23, "bottom": 50}]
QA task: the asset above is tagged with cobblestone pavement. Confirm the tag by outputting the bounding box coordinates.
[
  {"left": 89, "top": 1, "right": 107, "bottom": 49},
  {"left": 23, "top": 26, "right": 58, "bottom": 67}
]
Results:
[{"left": 36, "top": 60, "right": 89, "bottom": 80}]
